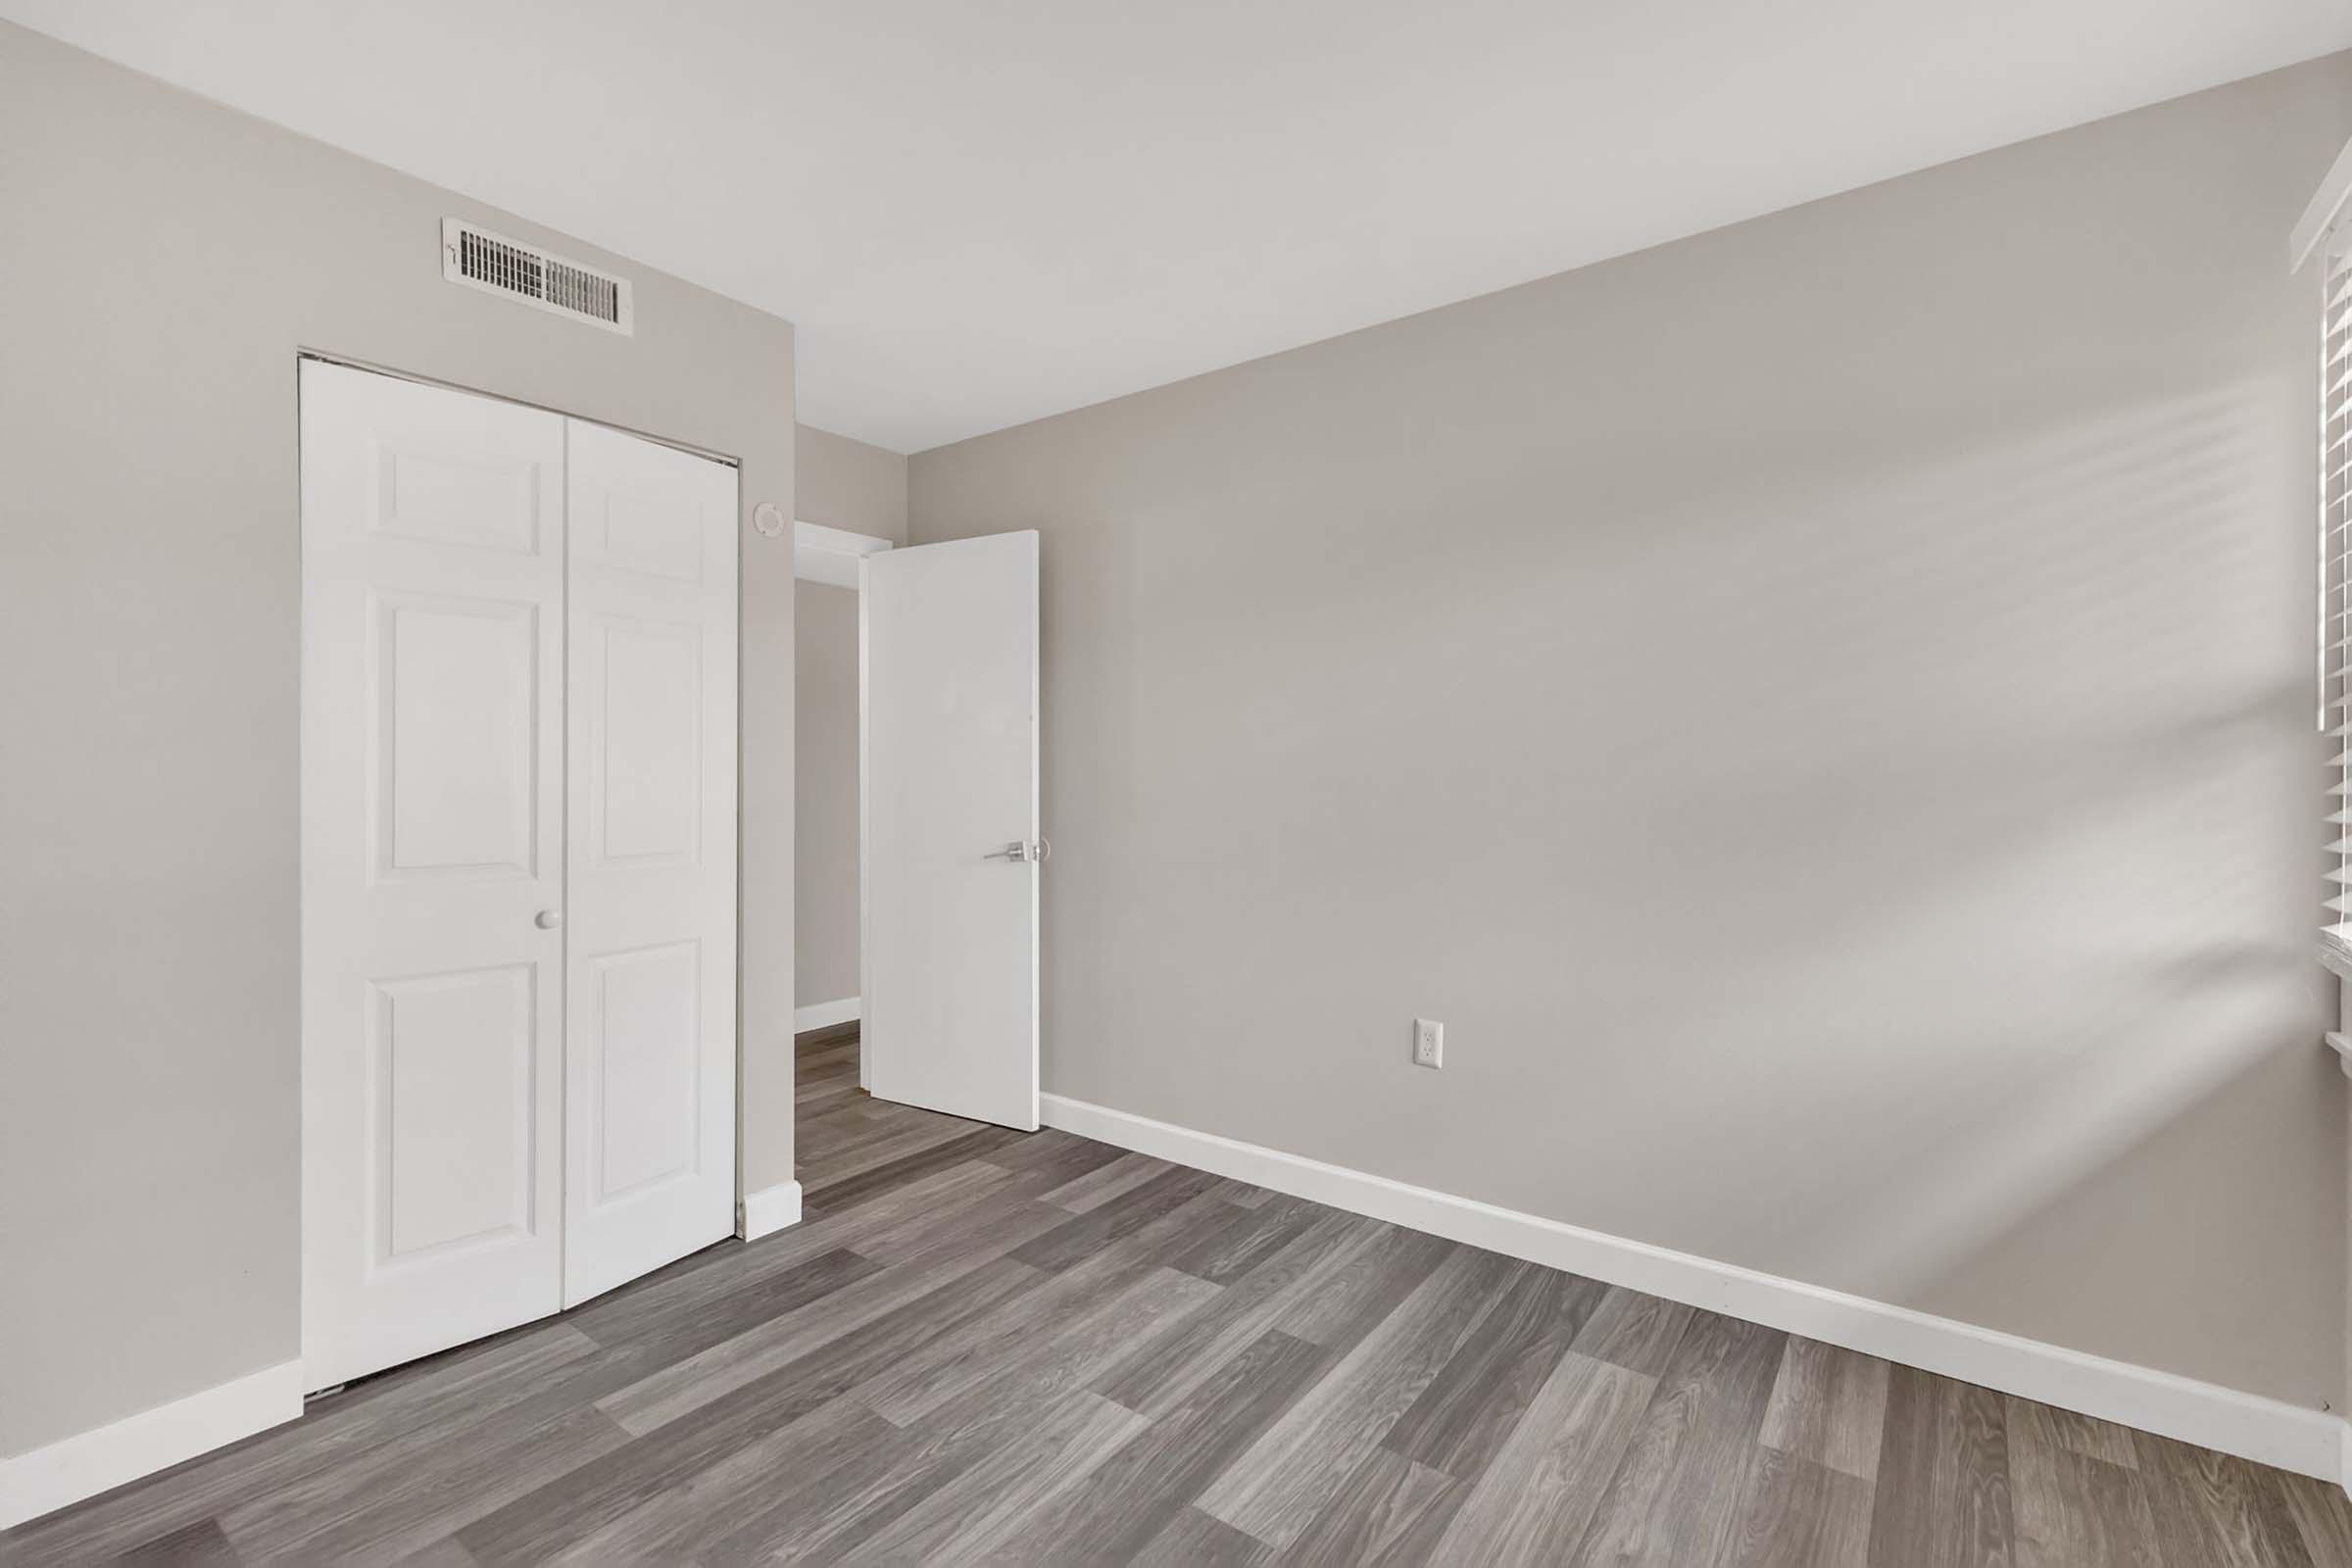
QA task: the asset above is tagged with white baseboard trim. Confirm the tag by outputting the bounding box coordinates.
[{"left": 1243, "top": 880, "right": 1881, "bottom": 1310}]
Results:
[
  {"left": 0, "top": 1360, "right": 304, "bottom": 1531},
  {"left": 740, "top": 1178, "right": 805, "bottom": 1242},
  {"left": 1042, "top": 1093, "right": 2345, "bottom": 1485},
  {"left": 794, "top": 997, "right": 860, "bottom": 1034}
]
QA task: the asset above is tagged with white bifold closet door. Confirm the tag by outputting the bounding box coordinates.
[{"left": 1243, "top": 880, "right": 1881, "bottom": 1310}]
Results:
[{"left": 301, "top": 361, "right": 736, "bottom": 1392}]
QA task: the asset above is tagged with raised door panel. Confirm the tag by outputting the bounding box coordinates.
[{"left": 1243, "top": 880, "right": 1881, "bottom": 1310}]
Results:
[
  {"left": 376, "top": 595, "right": 540, "bottom": 879},
  {"left": 586, "top": 941, "right": 703, "bottom": 1200},
  {"left": 372, "top": 442, "right": 543, "bottom": 555},
  {"left": 592, "top": 617, "right": 703, "bottom": 867},
  {"left": 372, "top": 964, "right": 539, "bottom": 1258},
  {"left": 590, "top": 483, "right": 707, "bottom": 582}
]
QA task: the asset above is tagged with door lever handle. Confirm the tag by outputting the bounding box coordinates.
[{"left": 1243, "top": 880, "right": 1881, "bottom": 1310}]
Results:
[{"left": 984, "top": 840, "right": 1049, "bottom": 862}]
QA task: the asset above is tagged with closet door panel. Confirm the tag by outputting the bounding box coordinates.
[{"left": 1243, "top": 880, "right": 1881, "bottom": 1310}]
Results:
[
  {"left": 300, "top": 361, "right": 566, "bottom": 1390},
  {"left": 562, "top": 419, "right": 739, "bottom": 1306}
]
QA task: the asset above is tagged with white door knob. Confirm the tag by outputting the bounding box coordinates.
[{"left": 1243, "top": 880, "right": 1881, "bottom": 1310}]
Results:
[{"left": 535, "top": 909, "right": 563, "bottom": 929}]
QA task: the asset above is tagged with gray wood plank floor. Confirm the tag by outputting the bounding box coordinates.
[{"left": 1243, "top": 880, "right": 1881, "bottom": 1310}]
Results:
[{"left": 9, "top": 1024, "right": 2349, "bottom": 1566}]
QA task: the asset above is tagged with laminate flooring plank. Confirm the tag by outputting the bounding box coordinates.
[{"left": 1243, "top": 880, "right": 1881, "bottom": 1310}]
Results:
[
  {"left": 109, "top": 1517, "right": 243, "bottom": 1565},
  {"left": 1039, "top": 1150, "right": 1173, "bottom": 1212},
  {"left": 977, "top": 1127, "right": 1128, "bottom": 1184},
  {"left": 2005, "top": 1396, "right": 2160, "bottom": 1568},
  {"left": 0, "top": 1325, "right": 604, "bottom": 1563},
  {"left": 799, "top": 1125, "right": 1025, "bottom": 1211},
  {"left": 761, "top": 1267, "right": 1229, "bottom": 1561},
  {"left": 853, "top": 1390, "right": 1146, "bottom": 1563},
  {"left": 1565, "top": 1308, "right": 1788, "bottom": 1568},
  {"left": 2278, "top": 1469, "right": 2352, "bottom": 1568},
  {"left": 594, "top": 1208, "right": 1054, "bottom": 1435},
  {"left": 1276, "top": 1446, "right": 1461, "bottom": 1568},
  {"left": 2015, "top": 1399, "right": 2140, "bottom": 1471},
  {"left": 1265, "top": 1221, "right": 1457, "bottom": 1351},
  {"left": 606, "top": 1261, "right": 1055, "bottom": 1563},
  {"left": 1757, "top": 1336, "right": 1893, "bottom": 1481},
  {"left": 561, "top": 1157, "right": 1016, "bottom": 1360},
  {"left": 1866, "top": 1365, "right": 2018, "bottom": 1568},
  {"left": 1167, "top": 1196, "right": 1327, "bottom": 1287},
  {"left": 736, "top": 1416, "right": 964, "bottom": 1563},
  {"left": 679, "top": 1400, "right": 914, "bottom": 1567},
  {"left": 792, "top": 1101, "right": 879, "bottom": 1157},
  {"left": 1097, "top": 1210, "right": 1381, "bottom": 1416},
  {"left": 790, "top": 1151, "right": 1021, "bottom": 1242},
  {"left": 1569, "top": 1284, "right": 1699, "bottom": 1377},
  {"left": 1721, "top": 1446, "right": 1875, "bottom": 1568},
  {"left": 1383, "top": 1261, "right": 1609, "bottom": 1481},
  {"left": 796, "top": 1049, "right": 856, "bottom": 1080},
  {"left": 2132, "top": 1428, "right": 2315, "bottom": 1568},
  {"left": 1198, "top": 1245, "right": 1518, "bottom": 1549},
  {"left": 208, "top": 1344, "right": 659, "bottom": 1563},
  {"left": 863, "top": 1257, "right": 1222, "bottom": 1428},
  {"left": 794, "top": 1019, "right": 860, "bottom": 1052},
  {"left": 549, "top": 1398, "right": 895, "bottom": 1565},
  {"left": 221, "top": 1403, "right": 631, "bottom": 1567},
  {"left": 796, "top": 1111, "right": 981, "bottom": 1192},
  {"left": 1008, "top": 1164, "right": 1226, "bottom": 1273},
  {"left": 1427, "top": 1348, "right": 1658, "bottom": 1566},
  {"left": 1011, "top": 1329, "right": 1334, "bottom": 1565},
  {"left": 839, "top": 1162, "right": 1069, "bottom": 1269},
  {"left": 1132, "top": 1507, "right": 1277, "bottom": 1567},
  {"left": 456, "top": 1259, "right": 1050, "bottom": 1562},
  {"left": 564, "top": 1246, "right": 882, "bottom": 1368},
  {"left": 796, "top": 1064, "right": 856, "bottom": 1097}
]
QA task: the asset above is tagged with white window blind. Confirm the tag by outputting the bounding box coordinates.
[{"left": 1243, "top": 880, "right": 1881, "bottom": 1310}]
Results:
[{"left": 2326, "top": 238, "right": 2352, "bottom": 935}]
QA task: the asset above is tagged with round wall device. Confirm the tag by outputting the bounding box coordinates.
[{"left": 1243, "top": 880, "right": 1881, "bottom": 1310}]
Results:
[{"left": 753, "top": 501, "right": 787, "bottom": 538}]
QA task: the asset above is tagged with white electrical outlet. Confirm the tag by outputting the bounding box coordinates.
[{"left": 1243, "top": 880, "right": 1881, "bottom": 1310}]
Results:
[{"left": 1413, "top": 1017, "right": 1444, "bottom": 1068}]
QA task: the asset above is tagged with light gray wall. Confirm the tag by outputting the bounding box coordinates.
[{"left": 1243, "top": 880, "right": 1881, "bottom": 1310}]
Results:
[
  {"left": 798, "top": 424, "right": 909, "bottom": 548},
  {"left": 911, "top": 53, "right": 2352, "bottom": 1408},
  {"left": 795, "top": 581, "right": 863, "bottom": 1008},
  {"left": 0, "top": 23, "right": 797, "bottom": 1459},
  {"left": 792, "top": 426, "right": 906, "bottom": 1016}
]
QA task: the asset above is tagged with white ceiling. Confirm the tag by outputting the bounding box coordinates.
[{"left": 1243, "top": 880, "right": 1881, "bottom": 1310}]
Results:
[{"left": 9, "top": 3, "right": 2349, "bottom": 453}]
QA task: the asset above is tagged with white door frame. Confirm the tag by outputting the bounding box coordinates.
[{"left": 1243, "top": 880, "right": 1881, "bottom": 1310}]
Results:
[
  {"left": 296, "top": 351, "right": 747, "bottom": 1381},
  {"left": 791, "top": 519, "right": 892, "bottom": 1082},
  {"left": 794, "top": 518, "right": 894, "bottom": 588}
]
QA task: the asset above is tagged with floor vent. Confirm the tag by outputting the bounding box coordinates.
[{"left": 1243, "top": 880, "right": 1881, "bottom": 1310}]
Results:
[{"left": 440, "top": 219, "right": 633, "bottom": 334}]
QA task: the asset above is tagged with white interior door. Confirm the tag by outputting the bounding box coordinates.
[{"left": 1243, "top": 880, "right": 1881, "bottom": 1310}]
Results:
[
  {"left": 562, "top": 418, "right": 739, "bottom": 1306},
  {"left": 861, "top": 530, "right": 1040, "bottom": 1131},
  {"left": 301, "top": 361, "right": 566, "bottom": 1390}
]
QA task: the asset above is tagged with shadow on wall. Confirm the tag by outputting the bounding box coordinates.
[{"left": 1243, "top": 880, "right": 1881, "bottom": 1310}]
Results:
[{"left": 1037, "top": 368, "right": 2337, "bottom": 1398}]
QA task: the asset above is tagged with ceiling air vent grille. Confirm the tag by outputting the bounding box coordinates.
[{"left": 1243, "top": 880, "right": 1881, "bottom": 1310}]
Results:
[{"left": 440, "top": 219, "right": 633, "bottom": 334}]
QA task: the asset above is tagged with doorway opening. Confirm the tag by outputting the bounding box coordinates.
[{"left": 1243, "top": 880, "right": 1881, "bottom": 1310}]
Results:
[{"left": 787, "top": 521, "right": 1043, "bottom": 1209}]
